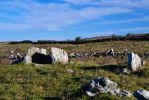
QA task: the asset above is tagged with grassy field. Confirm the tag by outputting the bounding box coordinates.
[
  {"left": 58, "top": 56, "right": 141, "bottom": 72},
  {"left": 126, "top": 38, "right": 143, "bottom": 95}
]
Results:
[{"left": 0, "top": 40, "right": 149, "bottom": 100}]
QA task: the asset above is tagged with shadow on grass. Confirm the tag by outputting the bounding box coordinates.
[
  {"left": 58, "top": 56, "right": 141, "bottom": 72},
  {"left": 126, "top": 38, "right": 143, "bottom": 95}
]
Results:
[
  {"left": 79, "top": 64, "right": 126, "bottom": 74},
  {"left": 63, "top": 89, "right": 85, "bottom": 100},
  {"left": 133, "top": 68, "right": 149, "bottom": 78},
  {"left": 43, "top": 97, "right": 62, "bottom": 100}
]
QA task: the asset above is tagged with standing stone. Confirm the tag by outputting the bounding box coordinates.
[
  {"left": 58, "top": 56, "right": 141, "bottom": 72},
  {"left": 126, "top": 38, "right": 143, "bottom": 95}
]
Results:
[
  {"left": 50, "top": 47, "right": 68, "bottom": 64},
  {"left": 128, "top": 52, "right": 142, "bottom": 72},
  {"left": 40, "top": 48, "right": 47, "bottom": 55},
  {"left": 24, "top": 47, "right": 47, "bottom": 64}
]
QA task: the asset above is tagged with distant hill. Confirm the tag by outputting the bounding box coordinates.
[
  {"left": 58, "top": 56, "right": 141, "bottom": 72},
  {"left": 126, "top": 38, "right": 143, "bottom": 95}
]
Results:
[
  {"left": 2, "top": 33, "right": 149, "bottom": 44},
  {"left": 83, "top": 33, "right": 149, "bottom": 41}
]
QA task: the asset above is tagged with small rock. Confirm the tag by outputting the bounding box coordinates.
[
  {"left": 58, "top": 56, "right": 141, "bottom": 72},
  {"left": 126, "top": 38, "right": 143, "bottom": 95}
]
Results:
[
  {"left": 76, "top": 53, "right": 81, "bottom": 57},
  {"left": 70, "top": 53, "right": 76, "bottom": 58},
  {"left": 33, "top": 64, "right": 43, "bottom": 67},
  {"left": 67, "top": 69, "right": 74, "bottom": 73},
  {"left": 105, "top": 48, "right": 114, "bottom": 56},
  {"left": 134, "top": 89, "right": 149, "bottom": 100},
  {"left": 119, "top": 90, "right": 132, "bottom": 97},
  {"left": 69, "top": 61, "right": 74, "bottom": 64},
  {"left": 122, "top": 68, "right": 130, "bottom": 75},
  {"left": 84, "top": 53, "right": 89, "bottom": 56},
  {"left": 10, "top": 50, "right": 14, "bottom": 54}
]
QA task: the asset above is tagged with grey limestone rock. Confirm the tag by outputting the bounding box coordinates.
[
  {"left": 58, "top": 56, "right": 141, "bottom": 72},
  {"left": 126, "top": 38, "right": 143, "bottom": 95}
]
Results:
[
  {"left": 82, "top": 77, "right": 131, "bottom": 97},
  {"left": 51, "top": 47, "right": 68, "bottom": 64},
  {"left": 128, "top": 52, "right": 142, "bottom": 72}
]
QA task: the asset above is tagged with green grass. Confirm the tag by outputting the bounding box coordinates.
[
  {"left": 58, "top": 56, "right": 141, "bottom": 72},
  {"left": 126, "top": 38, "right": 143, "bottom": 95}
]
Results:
[
  {"left": 0, "top": 62, "right": 148, "bottom": 100},
  {"left": 0, "top": 41, "right": 149, "bottom": 100}
]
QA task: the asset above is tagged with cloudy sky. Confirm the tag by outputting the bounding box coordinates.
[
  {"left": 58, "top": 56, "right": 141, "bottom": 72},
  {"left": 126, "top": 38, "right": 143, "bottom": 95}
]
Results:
[{"left": 0, "top": 0, "right": 149, "bottom": 41}]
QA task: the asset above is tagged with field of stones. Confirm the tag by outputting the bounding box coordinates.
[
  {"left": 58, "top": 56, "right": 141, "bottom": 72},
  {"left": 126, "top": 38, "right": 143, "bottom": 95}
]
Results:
[{"left": 0, "top": 40, "right": 149, "bottom": 100}]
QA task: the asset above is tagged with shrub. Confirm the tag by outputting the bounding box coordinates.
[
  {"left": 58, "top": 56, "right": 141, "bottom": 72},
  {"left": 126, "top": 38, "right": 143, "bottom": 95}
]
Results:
[
  {"left": 111, "top": 34, "right": 124, "bottom": 40},
  {"left": 75, "top": 37, "right": 81, "bottom": 42}
]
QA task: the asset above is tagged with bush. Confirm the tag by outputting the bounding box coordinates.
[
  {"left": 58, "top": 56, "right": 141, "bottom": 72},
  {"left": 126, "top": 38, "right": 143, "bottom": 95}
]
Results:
[
  {"left": 126, "top": 33, "right": 135, "bottom": 38},
  {"left": 111, "top": 34, "right": 124, "bottom": 40},
  {"left": 75, "top": 37, "right": 81, "bottom": 42}
]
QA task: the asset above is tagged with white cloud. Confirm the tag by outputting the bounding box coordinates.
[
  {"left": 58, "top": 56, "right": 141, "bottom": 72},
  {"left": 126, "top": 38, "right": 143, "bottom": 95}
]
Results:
[
  {"left": 61, "top": 0, "right": 149, "bottom": 9},
  {"left": 80, "top": 26, "right": 149, "bottom": 38},
  {"left": 100, "top": 16, "right": 149, "bottom": 24},
  {"left": 81, "top": 32, "right": 114, "bottom": 37},
  {"left": 119, "top": 26, "right": 149, "bottom": 32},
  {"left": 99, "top": 0, "right": 149, "bottom": 9},
  {"left": 0, "top": 0, "right": 133, "bottom": 31},
  {"left": 62, "top": 0, "right": 93, "bottom": 5}
]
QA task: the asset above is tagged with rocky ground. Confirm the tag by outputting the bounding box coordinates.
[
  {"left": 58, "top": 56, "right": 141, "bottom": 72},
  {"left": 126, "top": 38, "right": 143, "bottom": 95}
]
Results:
[{"left": 0, "top": 40, "right": 149, "bottom": 100}]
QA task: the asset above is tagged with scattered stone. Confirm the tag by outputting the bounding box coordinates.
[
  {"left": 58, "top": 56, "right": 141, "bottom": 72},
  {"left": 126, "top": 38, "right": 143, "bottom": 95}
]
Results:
[
  {"left": 105, "top": 48, "right": 114, "bottom": 56},
  {"left": 122, "top": 68, "right": 130, "bottom": 75},
  {"left": 123, "top": 49, "right": 128, "bottom": 56},
  {"left": 128, "top": 52, "right": 142, "bottom": 72},
  {"left": 11, "top": 52, "right": 24, "bottom": 64},
  {"left": 10, "top": 50, "right": 14, "bottom": 54},
  {"left": 84, "top": 53, "right": 89, "bottom": 57},
  {"left": 70, "top": 53, "right": 76, "bottom": 58},
  {"left": 119, "top": 90, "right": 132, "bottom": 97},
  {"left": 76, "top": 53, "right": 81, "bottom": 57},
  {"left": 133, "top": 89, "right": 149, "bottom": 100},
  {"left": 67, "top": 69, "right": 74, "bottom": 73},
  {"left": 33, "top": 64, "right": 43, "bottom": 67},
  {"left": 69, "top": 61, "right": 74, "bottom": 64},
  {"left": 91, "top": 52, "right": 96, "bottom": 56},
  {"left": 8, "top": 54, "right": 15, "bottom": 59},
  {"left": 51, "top": 47, "right": 68, "bottom": 64},
  {"left": 81, "top": 77, "right": 131, "bottom": 97}
]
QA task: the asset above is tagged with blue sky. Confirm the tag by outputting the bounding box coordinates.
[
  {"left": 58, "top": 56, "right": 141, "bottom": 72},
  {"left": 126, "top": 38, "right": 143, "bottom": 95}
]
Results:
[{"left": 0, "top": 0, "right": 149, "bottom": 41}]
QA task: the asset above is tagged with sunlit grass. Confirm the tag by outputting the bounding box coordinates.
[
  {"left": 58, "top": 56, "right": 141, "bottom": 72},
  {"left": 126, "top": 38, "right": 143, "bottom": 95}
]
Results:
[{"left": 0, "top": 41, "right": 149, "bottom": 99}]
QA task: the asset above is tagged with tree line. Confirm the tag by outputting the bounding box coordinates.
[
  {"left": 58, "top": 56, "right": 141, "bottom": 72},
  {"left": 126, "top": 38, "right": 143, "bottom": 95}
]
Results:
[{"left": 9, "top": 33, "right": 149, "bottom": 44}]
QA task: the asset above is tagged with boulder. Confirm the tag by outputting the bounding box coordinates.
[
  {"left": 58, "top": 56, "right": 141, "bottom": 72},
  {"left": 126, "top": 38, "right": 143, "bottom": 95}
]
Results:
[
  {"left": 70, "top": 53, "right": 76, "bottom": 58},
  {"left": 105, "top": 48, "right": 114, "bottom": 56},
  {"left": 128, "top": 52, "right": 142, "bottom": 72},
  {"left": 81, "top": 77, "right": 131, "bottom": 97},
  {"left": 11, "top": 53, "right": 24, "bottom": 64},
  {"left": 119, "top": 90, "right": 132, "bottom": 97},
  {"left": 50, "top": 47, "right": 68, "bottom": 64},
  {"left": 134, "top": 89, "right": 149, "bottom": 100},
  {"left": 24, "top": 47, "right": 47, "bottom": 64}
]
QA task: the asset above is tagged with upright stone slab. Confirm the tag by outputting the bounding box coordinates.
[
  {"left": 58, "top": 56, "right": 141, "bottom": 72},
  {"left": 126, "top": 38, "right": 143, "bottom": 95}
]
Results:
[
  {"left": 50, "top": 47, "right": 68, "bottom": 64},
  {"left": 24, "top": 47, "right": 47, "bottom": 64},
  {"left": 128, "top": 52, "right": 142, "bottom": 72},
  {"left": 40, "top": 48, "right": 47, "bottom": 55}
]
